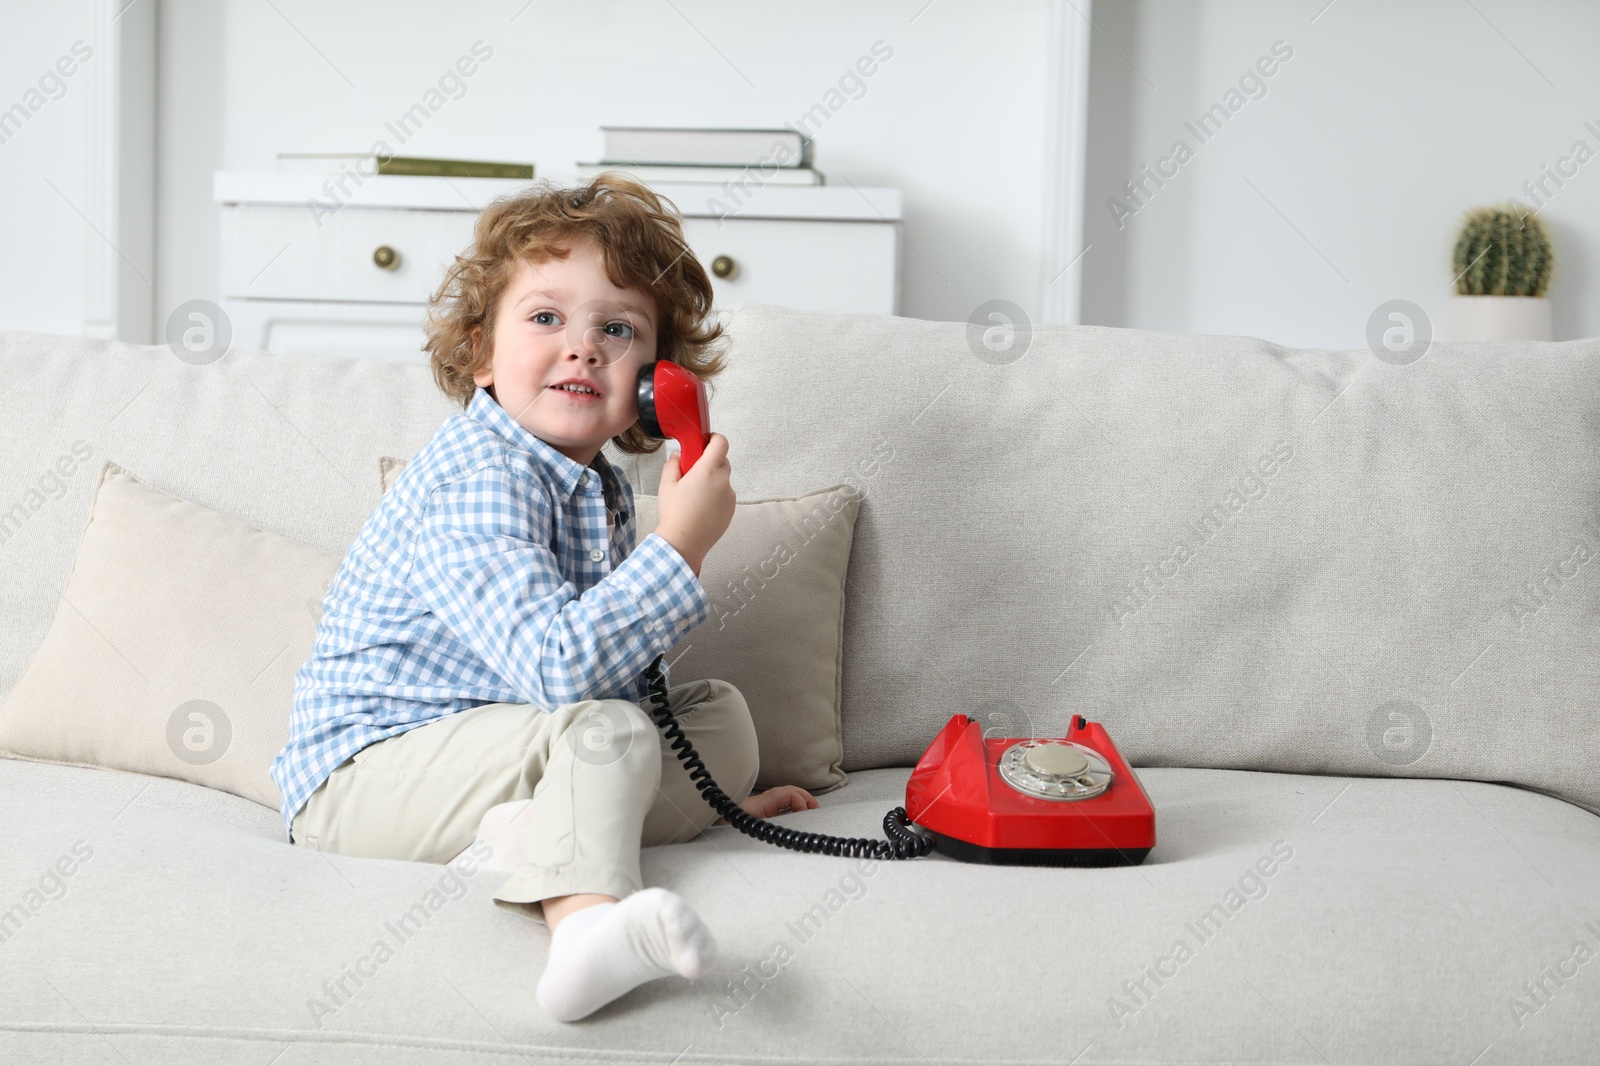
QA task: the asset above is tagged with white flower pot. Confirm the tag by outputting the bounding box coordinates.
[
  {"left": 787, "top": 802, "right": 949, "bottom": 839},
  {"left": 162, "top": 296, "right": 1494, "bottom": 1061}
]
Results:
[{"left": 1446, "top": 295, "right": 1552, "bottom": 341}]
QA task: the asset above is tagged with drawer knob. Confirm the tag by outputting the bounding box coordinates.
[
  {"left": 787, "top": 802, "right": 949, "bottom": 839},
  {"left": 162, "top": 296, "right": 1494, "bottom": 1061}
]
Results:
[
  {"left": 711, "top": 254, "right": 737, "bottom": 280},
  {"left": 372, "top": 245, "right": 401, "bottom": 271}
]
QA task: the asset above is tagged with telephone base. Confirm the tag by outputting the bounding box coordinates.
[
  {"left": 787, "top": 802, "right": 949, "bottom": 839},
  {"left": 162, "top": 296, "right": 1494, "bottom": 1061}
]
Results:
[{"left": 927, "top": 830, "right": 1151, "bottom": 868}]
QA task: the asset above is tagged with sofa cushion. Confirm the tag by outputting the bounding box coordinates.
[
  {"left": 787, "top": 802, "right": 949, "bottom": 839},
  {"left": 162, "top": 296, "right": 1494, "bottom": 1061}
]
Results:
[
  {"left": 4, "top": 319, "right": 1600, "bottom": 817},
  {"left": 633, "top": 488, "right": 855, "bottom": 794},
  {"left": 382, "top": 456, "right": 857, "bottom": 794},
  {"left": 0, "top": 461, "right": 340, "bottom": 809},
  {"left": 2, "top": 753, "right": 1595, "bottom": 1062},
  {"left": 0, "top": 331, "right": 462, "bottom": 719},
  {"left": 700, "top": 306, "right": 1600, "bottom": 816}
]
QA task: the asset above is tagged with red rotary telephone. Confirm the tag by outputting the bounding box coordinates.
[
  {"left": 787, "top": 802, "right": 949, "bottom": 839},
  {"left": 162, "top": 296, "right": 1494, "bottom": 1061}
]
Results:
[{"left": 633, "top": 360, "right": 1156, "bottom": 866}]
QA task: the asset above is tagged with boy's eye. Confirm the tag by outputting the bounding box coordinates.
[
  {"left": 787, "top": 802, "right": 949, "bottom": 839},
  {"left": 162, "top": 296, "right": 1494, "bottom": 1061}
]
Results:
[{"left": 529, "top": 312, "right": 634, "bottom": 339}]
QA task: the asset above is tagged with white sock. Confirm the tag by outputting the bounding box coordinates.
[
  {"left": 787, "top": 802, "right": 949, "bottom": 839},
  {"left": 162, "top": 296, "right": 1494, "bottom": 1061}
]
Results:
[{"left": 536, "top": 887, "right": 718, "bottom": 1022}]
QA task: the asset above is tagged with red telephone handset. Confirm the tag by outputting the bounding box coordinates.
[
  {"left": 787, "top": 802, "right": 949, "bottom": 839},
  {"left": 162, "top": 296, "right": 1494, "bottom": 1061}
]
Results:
[{"left": 636, "top": 361, "right": 711, "bottom": 472}]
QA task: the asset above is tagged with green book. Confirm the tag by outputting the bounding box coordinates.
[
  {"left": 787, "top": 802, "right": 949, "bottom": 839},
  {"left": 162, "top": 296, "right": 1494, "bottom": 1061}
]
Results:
[{"left": 375, "top": 157, "right": 534, "bottom": 179}]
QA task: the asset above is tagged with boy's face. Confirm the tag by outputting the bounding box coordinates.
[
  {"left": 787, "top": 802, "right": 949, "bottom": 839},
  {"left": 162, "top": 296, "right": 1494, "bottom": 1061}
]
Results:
[{"left": 472, "top": 235, "right": 658, "bottom": 467}]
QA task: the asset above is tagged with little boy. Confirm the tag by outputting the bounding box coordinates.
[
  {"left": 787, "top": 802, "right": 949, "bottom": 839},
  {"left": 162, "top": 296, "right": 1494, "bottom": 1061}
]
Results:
[{"left": 269, "top": 174, "right": 817, "bottom": 1022}]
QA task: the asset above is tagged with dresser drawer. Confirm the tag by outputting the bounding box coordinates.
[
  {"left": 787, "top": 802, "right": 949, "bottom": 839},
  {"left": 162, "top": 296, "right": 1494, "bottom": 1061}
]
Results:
[
  {"left": 215, "top": 172, "right": 903, "bottom": 337},
  {"left": 220, "top": 205, "right": 477, "bottom": 304},
  {"left": 221, "top": 298, "right": 430, "bottom": 360},
  {"left": 223, "top": 202, "right": 900, "bottom": 316},
  {"left": 683, "top": 218, "right": 897, "bottom": 315}
]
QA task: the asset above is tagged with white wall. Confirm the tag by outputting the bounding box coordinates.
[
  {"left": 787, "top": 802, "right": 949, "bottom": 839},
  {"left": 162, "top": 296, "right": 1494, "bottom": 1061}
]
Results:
[
  {"left": 28, "top": 1, "right": 1593, "bottom": 349},
  {"left": 2, "top": 2, "right": 155, "bottom": 341},
  {"left": 0, "top": 7, "right": 94, "bottom": 335},
  {"left": 1083, "top": 0, "right": 1600, "bottom": 347},
  {"left": 149, "top": 0, "right": 1063, "bottom": 337}
]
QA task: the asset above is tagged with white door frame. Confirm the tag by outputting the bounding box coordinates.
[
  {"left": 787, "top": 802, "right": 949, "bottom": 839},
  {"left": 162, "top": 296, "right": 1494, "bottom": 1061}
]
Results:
[{"left": 81, "top": 0, "right": 156, "bottom": 342}]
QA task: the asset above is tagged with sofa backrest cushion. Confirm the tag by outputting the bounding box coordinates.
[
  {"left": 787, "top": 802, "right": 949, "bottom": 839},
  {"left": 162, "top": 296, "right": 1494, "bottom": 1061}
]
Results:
[
  {"left": 5, "top": 313, "right": 1600, "bottom": 817},
  {"left": 700, "top": 305, "right": 1600, "bottom": 816},
  {"left": 0, "top": 331, "right": 460, "bottom": 717}
]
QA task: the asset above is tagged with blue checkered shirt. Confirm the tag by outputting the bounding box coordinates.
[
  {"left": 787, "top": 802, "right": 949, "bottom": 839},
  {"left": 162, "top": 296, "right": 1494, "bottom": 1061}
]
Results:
[{"left": 270, "top": 386, "right": 710, "bottom": 842}]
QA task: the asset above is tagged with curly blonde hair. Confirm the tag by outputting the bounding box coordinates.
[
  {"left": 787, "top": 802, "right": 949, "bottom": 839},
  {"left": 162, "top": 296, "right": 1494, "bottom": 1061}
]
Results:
[{"left": 423, "top": 173, "right": 728, "bottom": 456}]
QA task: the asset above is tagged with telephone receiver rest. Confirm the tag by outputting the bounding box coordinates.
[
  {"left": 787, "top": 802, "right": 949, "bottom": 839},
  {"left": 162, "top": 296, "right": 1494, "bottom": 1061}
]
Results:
[{"left": 636, "top": 361, "right": 711, "bottom": 472}]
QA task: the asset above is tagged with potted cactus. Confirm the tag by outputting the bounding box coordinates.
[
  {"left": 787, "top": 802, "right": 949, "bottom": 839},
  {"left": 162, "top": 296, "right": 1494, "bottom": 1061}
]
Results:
[{"left": 1446, "top": 204, "right": 1555, "bottom": 341}]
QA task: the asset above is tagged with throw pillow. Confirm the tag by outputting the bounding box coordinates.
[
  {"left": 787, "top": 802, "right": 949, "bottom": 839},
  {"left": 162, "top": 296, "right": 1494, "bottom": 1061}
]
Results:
[
  {"left": 0, "top": 461, "right": 341, "bottom": 810},
  {"left": 381, "top": 456, "right": 857, "bottom": 794}
]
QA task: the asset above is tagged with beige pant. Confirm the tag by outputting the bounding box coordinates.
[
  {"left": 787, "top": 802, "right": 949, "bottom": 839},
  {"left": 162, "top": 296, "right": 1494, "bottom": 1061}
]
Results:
[{"left": 290, "top": 678, "right": 759, "bottom": 925}]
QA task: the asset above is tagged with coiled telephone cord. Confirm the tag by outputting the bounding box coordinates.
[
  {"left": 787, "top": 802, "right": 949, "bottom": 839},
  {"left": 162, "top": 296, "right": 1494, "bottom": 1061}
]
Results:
[{"left": 642, "top": 655, "right": 935, "bottom": 861}]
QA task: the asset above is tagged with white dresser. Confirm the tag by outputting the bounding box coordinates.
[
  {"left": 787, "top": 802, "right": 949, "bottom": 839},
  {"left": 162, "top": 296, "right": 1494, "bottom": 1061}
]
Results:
[{"left": 212, "top": 172, "right": 902, "bottom": 361}]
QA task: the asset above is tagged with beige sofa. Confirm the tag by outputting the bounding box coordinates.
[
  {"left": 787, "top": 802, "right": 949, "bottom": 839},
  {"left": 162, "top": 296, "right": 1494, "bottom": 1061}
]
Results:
[{"left": 2, "top": 305, "right": 1598, "bottom": 1064}]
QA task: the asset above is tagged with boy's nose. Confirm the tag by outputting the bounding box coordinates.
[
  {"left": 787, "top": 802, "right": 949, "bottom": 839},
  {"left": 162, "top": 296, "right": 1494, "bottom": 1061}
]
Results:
[{"left": 566, "top": 324, "right": 611, "bottom": 363}]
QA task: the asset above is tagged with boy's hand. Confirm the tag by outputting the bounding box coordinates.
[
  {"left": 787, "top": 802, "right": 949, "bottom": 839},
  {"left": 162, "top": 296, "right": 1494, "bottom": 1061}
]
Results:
[
  {"left": 713, "top": 785, "right": 819, "bottom": 825},
  {"left": 655, "top": 433, "right": 735, "bottom": 577}
]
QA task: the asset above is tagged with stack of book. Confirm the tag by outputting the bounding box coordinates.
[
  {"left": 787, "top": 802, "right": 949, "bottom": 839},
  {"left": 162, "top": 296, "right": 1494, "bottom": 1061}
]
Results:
[
  {"left": 576, "top": 127, "right": 822, "bottom": 186},
  {"left": 276, "top": 154, "right": 534, "bottom": 179}
]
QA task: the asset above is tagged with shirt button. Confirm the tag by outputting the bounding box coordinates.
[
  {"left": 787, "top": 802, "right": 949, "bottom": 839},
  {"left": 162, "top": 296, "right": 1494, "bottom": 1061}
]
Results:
[{"left": 590, "top": 548, "right": 606, "bottom": 562}]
